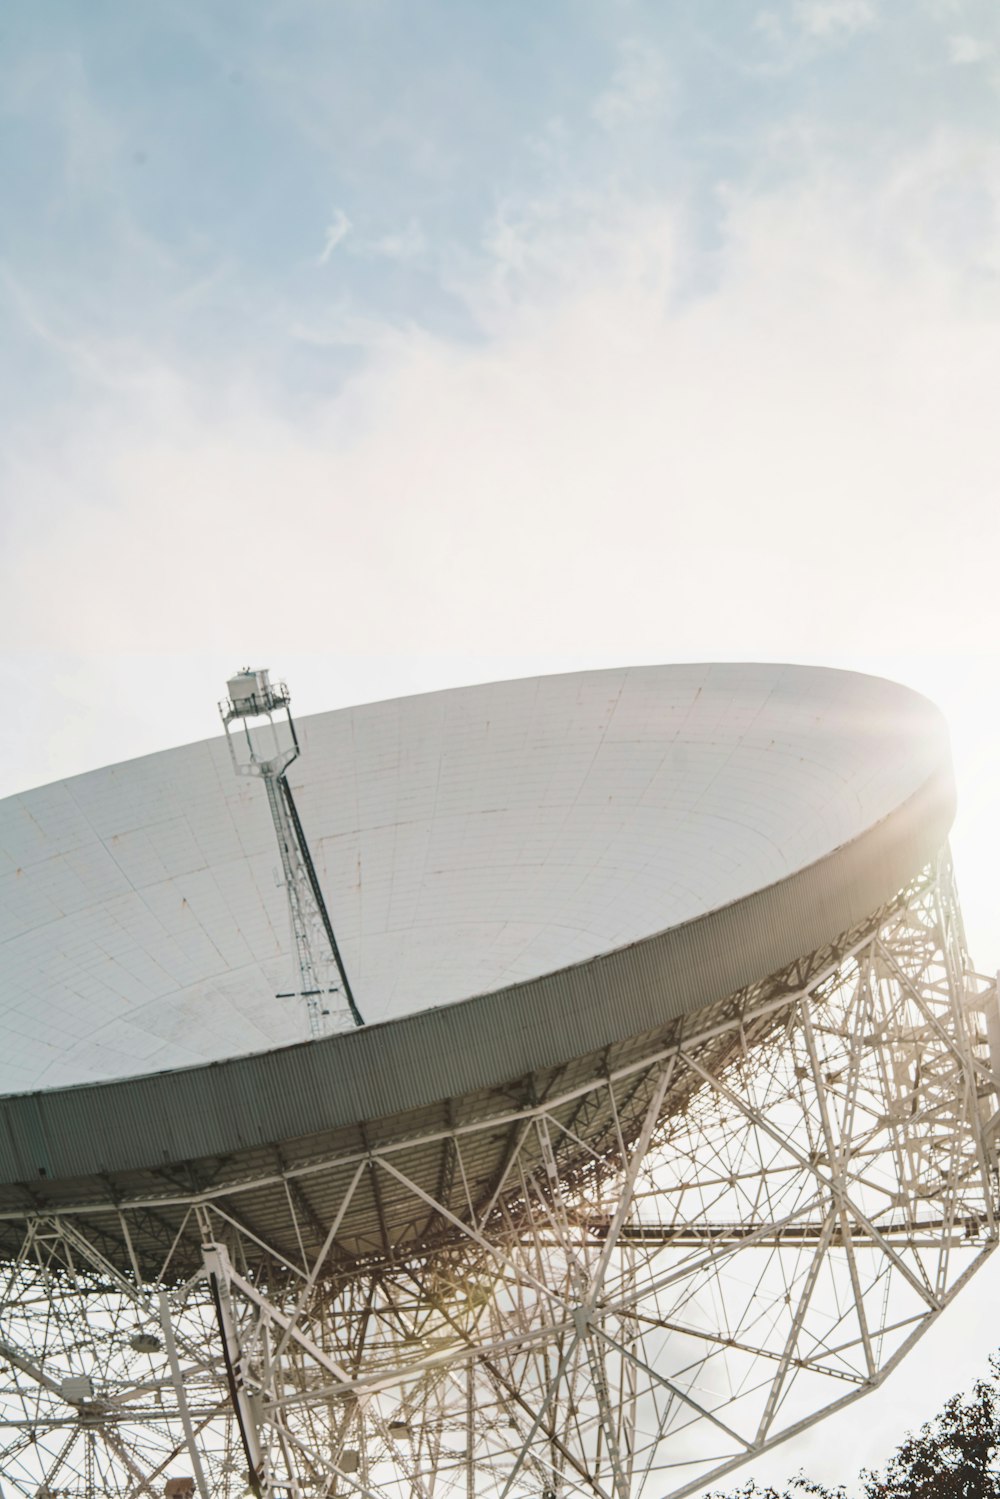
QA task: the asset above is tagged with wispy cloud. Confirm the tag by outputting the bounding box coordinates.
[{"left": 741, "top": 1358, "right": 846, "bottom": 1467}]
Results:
[
  {"left": 949, "top": 33, "right": 994, "bottom": 64},
  {"left": 318, "top": 213, "right": 425, "bottom": 267},
  {"left": 317, "top": 208, "right": 352, "bottom": 264},
  {"left": 367, "top": 220, "right": 426, "bottom": 261},
  {"left": 753, "top": 11, "right": 788, "bottom": 45},
  {"left": 793, "top": 0, "right": 877, "bottom": 38},
  {"left": 593, "top": 39, "right": 668, "bottom": 130},
  {"left": 289, "top": 305, "right": 408, "bottom": 349},
  {"left": 748, "top": 2, "right": 877, "bottom": 77},
  {"left": 5, "top": 131, "right": 997, "bottom": 668}
]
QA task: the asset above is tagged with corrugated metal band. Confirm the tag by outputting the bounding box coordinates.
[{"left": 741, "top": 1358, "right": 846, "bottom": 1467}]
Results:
[{"left": 0, "top": 764, "right": 954, "bottom": 1189}]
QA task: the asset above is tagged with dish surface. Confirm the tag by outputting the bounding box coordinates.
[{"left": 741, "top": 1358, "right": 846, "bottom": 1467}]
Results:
[{"left": 0, "top": 663, "right": 952, "bottom": 1097}]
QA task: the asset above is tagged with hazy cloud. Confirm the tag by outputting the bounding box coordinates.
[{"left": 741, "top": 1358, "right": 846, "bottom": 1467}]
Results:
[
  {"left": 367, "top": 220, "right": 426, "bottom": 261},
  {"left": 793, "top": 0, "right": 877, "bottom": 38},
  {"left": 318, "top": 208, "right": 352, "bottom": 264},
  {"left": 593, "top": 39, "right": 668, "bottom": 129},
  {"left": 6, "top": 134, "right": 997, "bottom": 668},
  {"left": 753, "top": 10, "right": 788, "bottom": 44},
  {"left": 949, "top": 33, "right": 995, "bottom": 63}
]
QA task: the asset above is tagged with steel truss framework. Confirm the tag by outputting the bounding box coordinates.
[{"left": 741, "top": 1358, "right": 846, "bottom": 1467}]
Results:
[{"left": 0, "top": 857, "right": 997, "bottom": 1499}]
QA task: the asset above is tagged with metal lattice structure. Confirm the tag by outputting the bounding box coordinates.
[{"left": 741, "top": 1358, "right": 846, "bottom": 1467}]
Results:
[
  {"left": 0, "top": 856, "right": 996, "bottom": 1498},
  {"left": 219, "top": 669, "right": 362, "bottom": 1038}
]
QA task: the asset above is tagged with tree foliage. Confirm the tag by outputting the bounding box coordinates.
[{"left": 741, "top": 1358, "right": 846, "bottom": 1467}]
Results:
[{"left": 713, "top": 1356, "right": 1000, "bottom": 1499}]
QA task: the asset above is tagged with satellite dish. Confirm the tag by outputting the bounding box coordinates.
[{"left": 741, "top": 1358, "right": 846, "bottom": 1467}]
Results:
[{"left": 0, "top": 664, "right": 993, "bottom": 1499}]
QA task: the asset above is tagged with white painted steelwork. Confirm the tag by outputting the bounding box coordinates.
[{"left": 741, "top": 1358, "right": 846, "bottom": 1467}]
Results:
[
  {"left": 0, "top": 665, "right": 993, "bottom": 1499},
  {"left": 0, "top": 861, "right": 995, "bottom": 1499},
  {"left": 218, "top": 669, "right": 362, "bottom": 1038}
]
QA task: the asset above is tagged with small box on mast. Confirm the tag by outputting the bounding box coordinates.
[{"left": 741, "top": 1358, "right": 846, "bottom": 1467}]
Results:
[{"left": 224, "top": 668, "right": 288, "bottom": 719}]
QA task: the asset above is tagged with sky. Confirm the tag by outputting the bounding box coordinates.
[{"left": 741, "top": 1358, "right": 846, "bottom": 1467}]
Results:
[{"left": 2, "top": 0, "right": 1000, "bottom": 1490}]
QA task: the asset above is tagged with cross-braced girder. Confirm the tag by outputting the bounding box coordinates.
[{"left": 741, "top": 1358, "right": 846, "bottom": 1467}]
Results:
[{"left": 0, "top": 857, "right": 996, "bottom": 1498}]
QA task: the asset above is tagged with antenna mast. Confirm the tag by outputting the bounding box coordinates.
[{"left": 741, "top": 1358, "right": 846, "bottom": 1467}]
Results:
[{"left": 219, "top": 668, "right": 363, "bottom": 1037}]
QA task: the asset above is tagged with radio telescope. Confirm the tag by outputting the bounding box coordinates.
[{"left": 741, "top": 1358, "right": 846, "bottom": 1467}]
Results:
[{"left": 0, "top": 663, "right": 995, "bottom": 1499}]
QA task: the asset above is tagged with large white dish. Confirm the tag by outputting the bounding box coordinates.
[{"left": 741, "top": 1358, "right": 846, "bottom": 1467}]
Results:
[{"left": 0, "top": 663, "right": 951, "bottom": 1098}]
